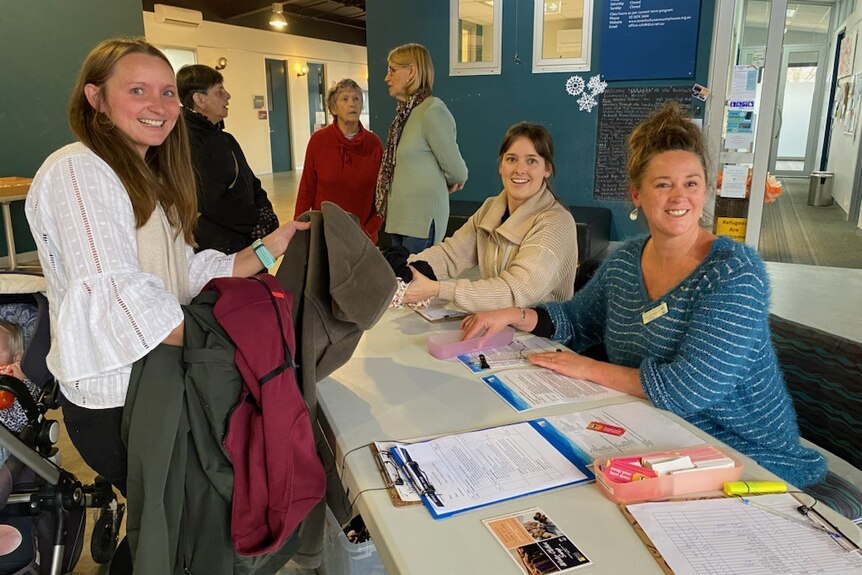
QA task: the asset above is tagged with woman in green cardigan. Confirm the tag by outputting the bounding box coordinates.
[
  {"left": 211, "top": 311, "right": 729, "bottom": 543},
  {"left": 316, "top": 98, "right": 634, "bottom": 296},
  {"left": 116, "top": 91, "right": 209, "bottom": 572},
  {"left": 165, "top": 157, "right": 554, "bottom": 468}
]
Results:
[{"left": 375, "top": 43, "right": 468, "bottom": 254}]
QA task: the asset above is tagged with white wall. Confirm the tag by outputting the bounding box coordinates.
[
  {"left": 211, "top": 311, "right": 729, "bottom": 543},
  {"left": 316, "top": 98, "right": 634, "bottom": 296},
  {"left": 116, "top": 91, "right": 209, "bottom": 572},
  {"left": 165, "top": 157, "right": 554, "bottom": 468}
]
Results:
[
  {"left": 825, "top": 9, "right": 862, "bottom": 227},
  {"left": 144, "top": 12, "right": 369, "bottom": 174}
]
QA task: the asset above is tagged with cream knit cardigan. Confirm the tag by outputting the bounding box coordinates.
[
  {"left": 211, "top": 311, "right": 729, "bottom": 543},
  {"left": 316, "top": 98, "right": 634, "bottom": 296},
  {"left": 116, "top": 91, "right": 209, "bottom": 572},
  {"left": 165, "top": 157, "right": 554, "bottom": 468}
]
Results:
[{"left": 410, "top": 185, "right": 578, "bottom": 312}]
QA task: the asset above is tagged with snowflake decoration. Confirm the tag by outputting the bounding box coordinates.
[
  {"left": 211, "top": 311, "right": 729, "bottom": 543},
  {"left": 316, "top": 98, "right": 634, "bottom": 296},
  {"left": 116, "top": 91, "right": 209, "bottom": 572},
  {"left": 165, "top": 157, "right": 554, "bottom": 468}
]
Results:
[
  {"left": 565, "top": 75, "right": 585, "bottom": 96},
  {"left": 565, "top": 74, "right": 606, "bottom": 113},
  {"left": 587, "top": 75, "right": 607, "bottom": 95},
  {"left": 577, "top": 93, "right": 597, "bottom": 112}
]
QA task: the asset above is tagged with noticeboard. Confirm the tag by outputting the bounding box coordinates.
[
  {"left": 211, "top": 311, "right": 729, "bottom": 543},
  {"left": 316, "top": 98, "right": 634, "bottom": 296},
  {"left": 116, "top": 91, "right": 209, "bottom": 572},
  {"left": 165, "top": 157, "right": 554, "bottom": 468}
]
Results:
[
  {"left": 594, "top": 86, "right": 693, "bottom": 201},
  {"left": 601, "top": 0, "right": 702, "bottom": 81}
]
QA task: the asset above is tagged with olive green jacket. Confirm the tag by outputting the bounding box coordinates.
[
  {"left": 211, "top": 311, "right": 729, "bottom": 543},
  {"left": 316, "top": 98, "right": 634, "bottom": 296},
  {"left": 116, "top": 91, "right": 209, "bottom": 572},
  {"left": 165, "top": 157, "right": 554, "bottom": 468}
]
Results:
[{"left": 122, "top": 292, "right": 299, "bottom": 575}]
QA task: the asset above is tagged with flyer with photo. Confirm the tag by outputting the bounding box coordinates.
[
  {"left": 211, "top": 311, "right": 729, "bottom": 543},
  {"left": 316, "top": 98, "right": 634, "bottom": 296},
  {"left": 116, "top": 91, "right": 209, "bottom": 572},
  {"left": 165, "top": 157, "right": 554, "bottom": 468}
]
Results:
[{"left": 483, "top": 508, "right": 591, "bottom": 574}]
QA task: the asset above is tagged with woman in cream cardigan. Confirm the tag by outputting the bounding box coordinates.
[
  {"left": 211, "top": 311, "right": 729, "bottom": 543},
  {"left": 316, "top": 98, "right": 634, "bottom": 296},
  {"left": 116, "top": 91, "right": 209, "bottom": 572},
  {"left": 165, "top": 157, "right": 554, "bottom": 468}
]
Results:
[{"left": 402, "top": 122, "right": 578, "bottom": 312}]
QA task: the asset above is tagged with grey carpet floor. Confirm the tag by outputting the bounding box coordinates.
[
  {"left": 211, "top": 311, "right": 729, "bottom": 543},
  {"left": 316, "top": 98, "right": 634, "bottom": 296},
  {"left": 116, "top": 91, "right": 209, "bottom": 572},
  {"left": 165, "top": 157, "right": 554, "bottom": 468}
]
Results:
[{"left": 759, "top": 178, "right": 862, "bottom": 268}]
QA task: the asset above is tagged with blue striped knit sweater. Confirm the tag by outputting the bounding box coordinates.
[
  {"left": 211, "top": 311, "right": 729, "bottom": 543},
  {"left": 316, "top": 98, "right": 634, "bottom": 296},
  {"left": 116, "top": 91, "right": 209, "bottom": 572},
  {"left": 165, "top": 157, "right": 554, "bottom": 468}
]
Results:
[{"left": 542, "top": 236, "right": 827, "bottom": 487}]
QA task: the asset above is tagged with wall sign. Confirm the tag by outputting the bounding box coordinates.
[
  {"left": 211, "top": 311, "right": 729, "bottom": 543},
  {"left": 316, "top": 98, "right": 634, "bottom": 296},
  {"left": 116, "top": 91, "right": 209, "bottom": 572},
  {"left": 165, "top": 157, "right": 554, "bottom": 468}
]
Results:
[
  {"left": 601, "top": 0, "right": 701, "bottom": 81},
  {"left": 715, "top": 217, "right": 747, "bottom": 242}
]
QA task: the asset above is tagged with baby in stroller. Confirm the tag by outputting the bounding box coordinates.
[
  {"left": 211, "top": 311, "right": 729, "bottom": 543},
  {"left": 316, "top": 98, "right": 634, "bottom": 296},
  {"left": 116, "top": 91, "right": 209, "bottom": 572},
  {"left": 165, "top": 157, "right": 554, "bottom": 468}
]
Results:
[
  {"left": 0, "top": 320, "right": 40, "bottom": 465},
  {"left": 0, "top": 272, "right": 122, "bottom": 575}
]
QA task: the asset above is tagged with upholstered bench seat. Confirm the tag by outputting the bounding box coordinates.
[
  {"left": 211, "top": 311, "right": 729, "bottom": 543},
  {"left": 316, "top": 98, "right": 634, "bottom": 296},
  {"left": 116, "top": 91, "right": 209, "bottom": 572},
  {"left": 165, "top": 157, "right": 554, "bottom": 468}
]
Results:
[{"left": 770, "top": 314, "right": 862, "bottom": 523}]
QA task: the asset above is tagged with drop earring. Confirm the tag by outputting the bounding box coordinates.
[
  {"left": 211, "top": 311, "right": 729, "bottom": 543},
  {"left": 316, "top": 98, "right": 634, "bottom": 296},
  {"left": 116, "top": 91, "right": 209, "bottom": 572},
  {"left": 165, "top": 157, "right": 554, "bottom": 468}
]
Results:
[{"left": 629, "top": 206, "right": 639, "bottom": 221}]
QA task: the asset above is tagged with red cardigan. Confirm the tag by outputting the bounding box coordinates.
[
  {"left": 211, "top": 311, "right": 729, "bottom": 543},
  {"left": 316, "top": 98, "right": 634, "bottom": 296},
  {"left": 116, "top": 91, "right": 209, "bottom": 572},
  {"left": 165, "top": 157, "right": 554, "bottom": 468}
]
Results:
[{"left": 294, "top": 122, "right": 383, "bottom": 242}]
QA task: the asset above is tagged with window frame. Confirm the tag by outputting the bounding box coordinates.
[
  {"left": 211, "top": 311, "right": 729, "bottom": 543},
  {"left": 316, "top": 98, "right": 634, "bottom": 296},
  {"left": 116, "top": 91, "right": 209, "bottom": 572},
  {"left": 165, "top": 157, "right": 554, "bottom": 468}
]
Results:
[
  {"left": 532, "top": 0, "right": 593, "bottom": 74},
  {"left": 449, "top": 0, "right": 503, "bottom": 76}
]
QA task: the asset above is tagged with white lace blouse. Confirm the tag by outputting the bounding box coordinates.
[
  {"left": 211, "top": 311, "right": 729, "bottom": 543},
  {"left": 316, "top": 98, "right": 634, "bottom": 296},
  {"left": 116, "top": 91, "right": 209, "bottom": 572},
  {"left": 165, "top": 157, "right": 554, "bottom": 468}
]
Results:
[{"left": 25, "top": 143, "right": 235, "bottom": 408}]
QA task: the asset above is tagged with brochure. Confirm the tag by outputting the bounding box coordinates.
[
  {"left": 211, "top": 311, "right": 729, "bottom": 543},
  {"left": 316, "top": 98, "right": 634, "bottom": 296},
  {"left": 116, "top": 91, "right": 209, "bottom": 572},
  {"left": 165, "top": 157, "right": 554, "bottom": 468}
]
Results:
[{"left": 484, "top": 507, "right": 592, "bottom": 574}]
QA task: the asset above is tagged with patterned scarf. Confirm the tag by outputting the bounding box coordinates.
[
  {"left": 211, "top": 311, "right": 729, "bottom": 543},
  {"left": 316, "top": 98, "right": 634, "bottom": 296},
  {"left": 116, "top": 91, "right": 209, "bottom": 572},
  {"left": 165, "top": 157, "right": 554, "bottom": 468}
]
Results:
[{"left": 374, "top": 88, "right": 431, "bottom": 221}]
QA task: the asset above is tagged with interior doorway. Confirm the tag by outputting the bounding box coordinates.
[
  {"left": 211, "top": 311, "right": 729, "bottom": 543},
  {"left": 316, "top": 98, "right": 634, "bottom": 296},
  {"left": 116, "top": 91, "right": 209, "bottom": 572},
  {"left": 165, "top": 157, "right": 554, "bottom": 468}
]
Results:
[
  {"left": 307, "top": 63, "right": 327, "bottom": 134},
  {"left": 265, "top": 58, "right": 292, "bottom": 172},
  {"left": 770, "top": 45, "right": 828, "bottom": 177}
]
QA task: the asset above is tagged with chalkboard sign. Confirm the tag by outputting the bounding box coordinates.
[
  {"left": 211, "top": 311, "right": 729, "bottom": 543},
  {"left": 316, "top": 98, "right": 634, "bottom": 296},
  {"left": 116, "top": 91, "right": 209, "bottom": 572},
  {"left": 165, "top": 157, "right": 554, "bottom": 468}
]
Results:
[
  {"left": 601, "top": 0, "right": 701, "bottom": 81},
  {"left": 594, "top": 86, "right": 692, "bottom": 201}
]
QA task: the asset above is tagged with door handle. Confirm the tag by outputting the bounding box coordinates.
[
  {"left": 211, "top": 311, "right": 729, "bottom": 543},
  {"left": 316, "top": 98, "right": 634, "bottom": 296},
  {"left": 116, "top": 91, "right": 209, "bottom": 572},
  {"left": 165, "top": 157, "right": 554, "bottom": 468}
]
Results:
[{"left": 773, "top": 107, "right": 783, "bottom": 140}]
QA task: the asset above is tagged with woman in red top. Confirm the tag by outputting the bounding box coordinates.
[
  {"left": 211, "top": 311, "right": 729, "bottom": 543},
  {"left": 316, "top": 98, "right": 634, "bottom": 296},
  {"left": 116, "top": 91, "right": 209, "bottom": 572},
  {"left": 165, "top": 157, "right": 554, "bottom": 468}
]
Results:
[{"left": 294, "top": 79, "right": 384, "bottom": 242}]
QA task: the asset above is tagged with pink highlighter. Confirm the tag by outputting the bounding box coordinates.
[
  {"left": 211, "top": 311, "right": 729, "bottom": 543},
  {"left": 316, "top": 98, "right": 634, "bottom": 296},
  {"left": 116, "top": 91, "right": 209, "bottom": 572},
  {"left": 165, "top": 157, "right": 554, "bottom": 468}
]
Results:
[{"left": 427, "top": 327, "right": 515, "bottom": 360}]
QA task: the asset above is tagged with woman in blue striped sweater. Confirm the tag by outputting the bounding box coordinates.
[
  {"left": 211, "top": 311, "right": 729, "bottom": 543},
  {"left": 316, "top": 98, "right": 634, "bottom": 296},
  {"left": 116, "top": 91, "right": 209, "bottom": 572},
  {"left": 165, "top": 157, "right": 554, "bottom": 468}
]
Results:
[{"left": 462, "top": 103, "right": 826, "bottom": 487}]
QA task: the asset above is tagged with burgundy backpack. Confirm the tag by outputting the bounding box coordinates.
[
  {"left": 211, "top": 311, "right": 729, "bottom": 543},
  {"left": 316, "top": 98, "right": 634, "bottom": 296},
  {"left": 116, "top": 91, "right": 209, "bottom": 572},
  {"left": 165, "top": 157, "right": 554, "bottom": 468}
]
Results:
[{"left": 207, "top": 274, "right": 326, "bottom": 556}]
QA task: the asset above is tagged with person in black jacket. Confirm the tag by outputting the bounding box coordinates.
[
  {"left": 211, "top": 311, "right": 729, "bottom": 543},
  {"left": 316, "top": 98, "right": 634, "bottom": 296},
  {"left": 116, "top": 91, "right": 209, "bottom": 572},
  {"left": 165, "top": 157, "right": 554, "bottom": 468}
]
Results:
[{"left": 177, "top": 65, "right": 279, "bottom": 253}]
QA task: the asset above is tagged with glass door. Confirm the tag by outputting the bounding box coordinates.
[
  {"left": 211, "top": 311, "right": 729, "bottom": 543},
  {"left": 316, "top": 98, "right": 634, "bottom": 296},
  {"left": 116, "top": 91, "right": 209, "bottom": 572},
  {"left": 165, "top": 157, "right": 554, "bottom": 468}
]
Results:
[
  {"left": 705, "top": 0, "right": 787, "bottom": 248},
  {"left": 770, "top": 44, "right": 829, "bottom": 178}
]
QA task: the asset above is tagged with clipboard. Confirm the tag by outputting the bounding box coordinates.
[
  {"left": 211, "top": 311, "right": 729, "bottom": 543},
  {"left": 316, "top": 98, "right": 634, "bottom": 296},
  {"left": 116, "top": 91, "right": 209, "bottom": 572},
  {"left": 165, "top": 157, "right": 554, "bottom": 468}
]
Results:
[
  {"left": 387, "top": 419, "right": 594, "bottom": 520},
  {"left": 620, "top": 493, "right": 862, "bottom": 575},
  {"left": 412, "top": 302, "right": 468, "bottom": 323},
  {"left": 368, "top": 444, "right": 421, "bottom": 508}
]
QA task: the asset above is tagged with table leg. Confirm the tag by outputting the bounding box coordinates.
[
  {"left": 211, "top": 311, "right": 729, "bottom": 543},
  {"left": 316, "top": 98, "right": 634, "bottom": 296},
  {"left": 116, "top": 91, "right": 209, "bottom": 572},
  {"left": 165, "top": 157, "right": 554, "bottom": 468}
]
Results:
[{"left": 1, "top": 203, "right": 18, "bottom": 271}]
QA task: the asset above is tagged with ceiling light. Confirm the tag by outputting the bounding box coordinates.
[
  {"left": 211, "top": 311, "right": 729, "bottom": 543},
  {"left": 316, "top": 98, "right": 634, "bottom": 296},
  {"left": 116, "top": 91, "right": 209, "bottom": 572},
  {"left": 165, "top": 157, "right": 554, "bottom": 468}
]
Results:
[{"left": 270, "top": 3, "right": 288, "bottom": 29}]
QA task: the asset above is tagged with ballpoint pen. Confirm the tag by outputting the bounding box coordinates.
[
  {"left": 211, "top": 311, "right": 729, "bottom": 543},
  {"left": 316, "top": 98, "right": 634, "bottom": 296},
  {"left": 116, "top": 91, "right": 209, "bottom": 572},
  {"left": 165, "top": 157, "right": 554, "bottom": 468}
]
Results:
[
  {"left": 741, "top": 497, "right": 860, "bottom": 553},
  {"left": 400, "top": 449, "right": 444, "bottom": 507}
]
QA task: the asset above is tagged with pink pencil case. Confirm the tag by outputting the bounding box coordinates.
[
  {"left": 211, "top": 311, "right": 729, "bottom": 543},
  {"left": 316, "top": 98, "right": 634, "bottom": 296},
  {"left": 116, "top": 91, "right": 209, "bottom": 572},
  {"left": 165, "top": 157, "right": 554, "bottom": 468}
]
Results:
[
  {"left": 426, "top": 327, "right": 515, "bottom": 359},
  {"left": 594, "top": 445, "right": 743, "bottom": 504}
]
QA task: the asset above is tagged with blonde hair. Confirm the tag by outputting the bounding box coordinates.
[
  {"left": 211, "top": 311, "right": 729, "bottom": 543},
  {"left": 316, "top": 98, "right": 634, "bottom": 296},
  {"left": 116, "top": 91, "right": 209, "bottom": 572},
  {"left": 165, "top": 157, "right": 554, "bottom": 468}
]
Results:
[
  {"left": 68, "top": 37, "right": 198, "bottom": 244},
  {"left": 0, "top": 320, "right": 24, "bottom": 363},
  {"left": 627, "top": 102, "right": 710, "bottom": 190},
  {"left": 388, "top": 43, "right": 434, "bottom": 95}
]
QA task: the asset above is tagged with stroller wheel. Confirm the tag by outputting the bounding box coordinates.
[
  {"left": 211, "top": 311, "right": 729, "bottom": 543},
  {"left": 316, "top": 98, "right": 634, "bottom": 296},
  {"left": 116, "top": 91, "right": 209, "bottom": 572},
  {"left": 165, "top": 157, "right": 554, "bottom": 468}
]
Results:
[{"left": 90, "top": 502, "right": 124, "bottom": 564}]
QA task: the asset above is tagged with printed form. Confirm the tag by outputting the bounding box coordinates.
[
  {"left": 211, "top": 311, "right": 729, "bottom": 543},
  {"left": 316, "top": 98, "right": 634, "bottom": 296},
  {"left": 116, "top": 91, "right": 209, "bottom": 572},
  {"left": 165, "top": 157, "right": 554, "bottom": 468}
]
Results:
[
  {"left": 482, "top": 367, "right": 624, "bottom": 411},
  {"left": 627, "top": 494, "right": 862, "bottom": 575},
  {"left": 546, "top": 402, "right": 705, "bottom": 462},
  {"left": 457, "top": 335, "right": 559, "bottom": 373}
]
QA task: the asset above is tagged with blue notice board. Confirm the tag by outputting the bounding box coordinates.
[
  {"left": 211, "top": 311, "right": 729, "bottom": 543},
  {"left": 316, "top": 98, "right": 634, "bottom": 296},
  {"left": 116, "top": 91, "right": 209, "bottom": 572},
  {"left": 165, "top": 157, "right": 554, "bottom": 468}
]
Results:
[{"left": 602, "top": 0, "right": 702, "bottom": 81}]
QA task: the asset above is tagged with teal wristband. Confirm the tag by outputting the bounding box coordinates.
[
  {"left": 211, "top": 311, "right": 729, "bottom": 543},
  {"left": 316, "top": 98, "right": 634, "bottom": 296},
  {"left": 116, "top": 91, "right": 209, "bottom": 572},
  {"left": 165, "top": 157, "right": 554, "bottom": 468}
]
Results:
[{"left": 252, "top": 239, "right": 276, "bottom": 269}]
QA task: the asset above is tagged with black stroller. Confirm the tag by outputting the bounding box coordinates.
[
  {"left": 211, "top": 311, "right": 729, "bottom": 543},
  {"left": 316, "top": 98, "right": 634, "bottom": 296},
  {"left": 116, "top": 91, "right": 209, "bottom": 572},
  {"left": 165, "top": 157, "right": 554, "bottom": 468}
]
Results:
[{"left": 0, "top": 271, "right": 122, "bottom": 574}]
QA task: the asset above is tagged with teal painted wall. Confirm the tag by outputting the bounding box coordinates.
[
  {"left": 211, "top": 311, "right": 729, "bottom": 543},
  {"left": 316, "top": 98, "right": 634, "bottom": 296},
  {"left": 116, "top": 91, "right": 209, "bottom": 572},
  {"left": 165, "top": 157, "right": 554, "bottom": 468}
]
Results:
[
  {"left": 0, "top": 0, "right": 144, "bottom": 258},
  {"left": 366, "top": 0, "right": 715, "bottom": 240}
]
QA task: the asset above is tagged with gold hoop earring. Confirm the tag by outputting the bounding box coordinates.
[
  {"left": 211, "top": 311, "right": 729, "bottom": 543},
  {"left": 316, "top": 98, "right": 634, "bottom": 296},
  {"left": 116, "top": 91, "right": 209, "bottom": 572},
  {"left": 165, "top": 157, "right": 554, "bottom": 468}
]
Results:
[{"left": 629, "top": 206, "right": 639, "bottom": 221}]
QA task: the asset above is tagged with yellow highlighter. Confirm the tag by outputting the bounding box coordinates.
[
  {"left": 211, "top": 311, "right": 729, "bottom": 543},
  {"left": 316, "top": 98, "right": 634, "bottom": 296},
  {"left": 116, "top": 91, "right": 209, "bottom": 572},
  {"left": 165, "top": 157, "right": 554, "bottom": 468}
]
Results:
[{"left": 723, "top": 480, "right": 787, "bottom": 496}]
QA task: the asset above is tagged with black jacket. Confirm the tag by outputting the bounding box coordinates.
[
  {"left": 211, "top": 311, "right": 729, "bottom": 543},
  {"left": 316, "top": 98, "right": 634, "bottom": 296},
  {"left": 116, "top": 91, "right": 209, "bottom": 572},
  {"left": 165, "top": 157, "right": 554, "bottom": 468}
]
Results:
[{"left": 184, "top": 108, "right": 277, "bottom": 254}]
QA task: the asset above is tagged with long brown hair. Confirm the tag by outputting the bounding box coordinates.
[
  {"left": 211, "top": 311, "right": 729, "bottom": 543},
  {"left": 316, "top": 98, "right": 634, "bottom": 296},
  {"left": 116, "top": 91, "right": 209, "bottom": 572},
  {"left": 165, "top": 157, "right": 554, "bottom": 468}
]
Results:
[{"left": 68, "top": 37, "right": 197, "bottom": 243}]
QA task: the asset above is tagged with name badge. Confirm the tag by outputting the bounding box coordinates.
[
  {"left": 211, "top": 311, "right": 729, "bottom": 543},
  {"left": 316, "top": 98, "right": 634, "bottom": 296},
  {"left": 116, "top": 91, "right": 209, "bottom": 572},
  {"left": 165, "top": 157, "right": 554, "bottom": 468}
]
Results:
[{"left": 642, "top": 302, "right": 668, "bottom": 324}]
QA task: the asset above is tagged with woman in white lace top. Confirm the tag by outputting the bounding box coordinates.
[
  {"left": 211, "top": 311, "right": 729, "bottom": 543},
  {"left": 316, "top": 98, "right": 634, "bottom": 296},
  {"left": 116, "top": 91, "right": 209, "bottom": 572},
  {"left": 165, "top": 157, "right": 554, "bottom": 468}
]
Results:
[{"left": 24, "top": 40, "right": 307, "bottom": 568}]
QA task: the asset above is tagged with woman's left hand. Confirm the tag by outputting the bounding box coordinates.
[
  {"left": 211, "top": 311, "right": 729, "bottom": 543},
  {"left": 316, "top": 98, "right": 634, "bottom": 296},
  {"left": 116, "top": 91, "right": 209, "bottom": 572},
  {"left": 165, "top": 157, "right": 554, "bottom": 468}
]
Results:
[
  {"left": 529, "top": 351, "right": 646, "bottom": 398},
  {"left": 528, "top": 350, "right": 595, "bottom": 381},
  {"left": 264, "top": 220, "right": 312, "bottom": 258},
  {"left": 403, "top": 266, "right": 439, "bottom": 304},
  {"left": 233, "top": 219, "right": 312, "bottom": 278}
]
